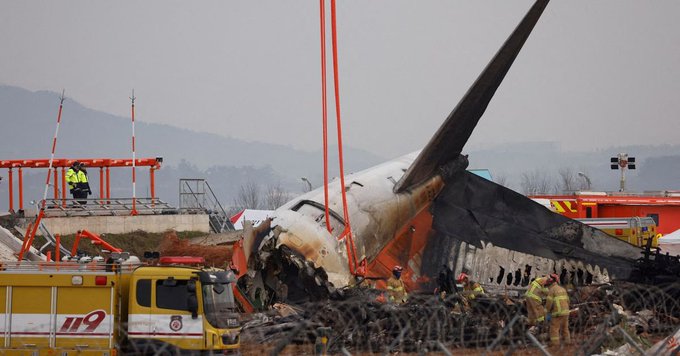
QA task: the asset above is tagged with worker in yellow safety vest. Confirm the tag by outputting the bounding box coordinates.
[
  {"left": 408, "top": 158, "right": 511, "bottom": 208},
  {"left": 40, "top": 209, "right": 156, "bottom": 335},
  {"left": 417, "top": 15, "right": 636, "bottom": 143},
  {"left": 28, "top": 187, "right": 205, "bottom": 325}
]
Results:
[
  {"left": 525, "top": 275, "right": 550, "bottom": 326},
  {"left": 75, "top": 163, "right": 91, "bottom": 205},
  {"left": 386, "top": 265, "right": 408, "bottom": 304},
  {"left": 65, "top": 161, "right": 80, "bottom": 200},
  {"left": 545, "top": 274, "right": 571, "bottom": 346},
  {"left": 457, "top": 272, "right": 485, "bottom": 301}
]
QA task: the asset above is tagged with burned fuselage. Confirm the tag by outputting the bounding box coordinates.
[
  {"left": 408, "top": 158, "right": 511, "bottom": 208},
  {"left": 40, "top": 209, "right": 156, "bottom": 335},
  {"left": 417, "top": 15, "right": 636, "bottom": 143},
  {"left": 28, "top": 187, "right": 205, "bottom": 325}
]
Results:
[{"left": 243, "top": 152, "right": 643, "bottom": 304}]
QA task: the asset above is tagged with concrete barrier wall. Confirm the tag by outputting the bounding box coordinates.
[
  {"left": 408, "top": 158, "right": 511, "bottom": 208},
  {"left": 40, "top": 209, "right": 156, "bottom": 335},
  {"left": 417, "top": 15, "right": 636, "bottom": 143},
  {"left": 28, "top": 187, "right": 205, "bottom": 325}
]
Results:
[{"left": 40, "top": 214, "right": 210, "bottom": 235}]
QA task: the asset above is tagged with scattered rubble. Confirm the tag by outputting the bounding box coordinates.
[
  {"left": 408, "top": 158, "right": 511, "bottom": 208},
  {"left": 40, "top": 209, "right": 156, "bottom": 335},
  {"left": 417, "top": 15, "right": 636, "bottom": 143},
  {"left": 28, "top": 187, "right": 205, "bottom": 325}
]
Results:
[{"left": 240, "top": 281, "right": 680, "bottom": 355}]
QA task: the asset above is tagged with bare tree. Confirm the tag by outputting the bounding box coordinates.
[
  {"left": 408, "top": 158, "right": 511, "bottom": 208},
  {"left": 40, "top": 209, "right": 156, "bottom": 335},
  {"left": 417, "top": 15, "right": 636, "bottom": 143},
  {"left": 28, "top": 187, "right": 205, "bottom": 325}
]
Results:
[
  {"left": 264, "top": 183, "right": 290, "bottom": 210},
  {"left": 493, "top": 172, "right": 508, "bottom": 187},
  {"left": 233, "top": 181, "right": 261, "bottom": 210},
  {"left": 555, "top": 167, "right": 578, "bottom": 194},
  {"left": 520, "top": 170, "right": 554, "bottom": 195}
]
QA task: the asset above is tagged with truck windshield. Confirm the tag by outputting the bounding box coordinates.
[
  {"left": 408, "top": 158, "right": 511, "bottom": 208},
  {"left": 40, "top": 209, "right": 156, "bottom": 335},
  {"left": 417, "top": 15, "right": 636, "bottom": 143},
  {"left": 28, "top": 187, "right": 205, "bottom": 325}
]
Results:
[{"left": 202, "top": 284, "right": 238, "bottom": 329}]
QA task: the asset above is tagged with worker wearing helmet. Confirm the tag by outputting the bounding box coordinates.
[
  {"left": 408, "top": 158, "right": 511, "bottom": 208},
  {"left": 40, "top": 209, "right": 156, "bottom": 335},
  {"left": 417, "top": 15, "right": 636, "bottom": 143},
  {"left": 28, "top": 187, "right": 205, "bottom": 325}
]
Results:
[
  {"left": 457, "top": 272, "right": 485, "bottom": 301},
  {"left": 386, "top": 265, "right": 408, "bottom": 304},
  {"left": 545, "top": 274, "right": 571, "bottom": 346},
  {"left": 525, "top": 275, "right": 551, "bottom": 326},
  {"left": 66, "top": 161, "right": 80, "bottom": 200},
  {"left": 75, "top": 162, "right": 92, "bottom": 205}
]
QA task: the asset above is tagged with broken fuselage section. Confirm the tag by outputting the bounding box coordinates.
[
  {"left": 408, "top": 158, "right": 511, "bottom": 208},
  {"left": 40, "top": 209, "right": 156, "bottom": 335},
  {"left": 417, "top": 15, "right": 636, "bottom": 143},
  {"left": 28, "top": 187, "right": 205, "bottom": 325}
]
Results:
[{"left": 242, "top": 153, "right": 643, "bottom": 304}]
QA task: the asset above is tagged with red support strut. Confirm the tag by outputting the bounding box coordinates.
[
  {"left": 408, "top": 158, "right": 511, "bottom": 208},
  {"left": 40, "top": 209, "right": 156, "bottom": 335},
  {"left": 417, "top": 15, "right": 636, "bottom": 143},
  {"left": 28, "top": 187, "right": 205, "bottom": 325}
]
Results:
[
  {"left": 18, "top": 167, "right": 23, "bottom": 211},
  {"left": 99, "top": 167, "right": 104, "bottom": 204},
  {"left": 61, "top": 167, "right": 66, "bottom": 207},
  {"left": 71, "top": 230, "right": 122, "bottom": 257},
  {"left": 8, "top": 168, "right": 13, "bottom": 212}
]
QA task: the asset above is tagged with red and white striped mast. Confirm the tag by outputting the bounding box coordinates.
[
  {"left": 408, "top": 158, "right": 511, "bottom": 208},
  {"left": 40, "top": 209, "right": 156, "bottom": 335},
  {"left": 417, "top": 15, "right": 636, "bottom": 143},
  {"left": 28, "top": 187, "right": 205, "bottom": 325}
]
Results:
[
  {"left": 130, "top": 90, "right": 138, "bottom": 216},
  {"left": 19, "top": 90, "right": 65, "bottom": 260}
]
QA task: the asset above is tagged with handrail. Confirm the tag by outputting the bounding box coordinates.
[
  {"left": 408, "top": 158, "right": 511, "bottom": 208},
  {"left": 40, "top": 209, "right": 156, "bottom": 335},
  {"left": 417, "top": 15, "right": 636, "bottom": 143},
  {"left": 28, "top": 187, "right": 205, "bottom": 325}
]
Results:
[
  {"left": 203, "top": 181, "right": 232, "bottom": 231},
  {"left": 178, "top": 179, "right": 234, "bottom": 232},
  {"left": 40, "top": 197, "right": 176, "bottom": 217}
]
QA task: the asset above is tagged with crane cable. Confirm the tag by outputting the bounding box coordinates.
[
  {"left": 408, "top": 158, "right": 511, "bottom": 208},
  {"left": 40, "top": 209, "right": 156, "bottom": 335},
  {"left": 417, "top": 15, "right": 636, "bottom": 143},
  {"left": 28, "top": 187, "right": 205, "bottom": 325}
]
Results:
[
  {"left": 320, "top": 0, "right": 359, "bottom": 274},
  {"left": 319, "top": 0, "right": 331, "bottom": 233}
]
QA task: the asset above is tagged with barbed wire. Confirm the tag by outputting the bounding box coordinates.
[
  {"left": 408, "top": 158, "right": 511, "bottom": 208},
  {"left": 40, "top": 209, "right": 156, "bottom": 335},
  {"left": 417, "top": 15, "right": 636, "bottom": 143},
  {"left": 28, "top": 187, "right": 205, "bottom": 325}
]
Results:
[{"left": 241, "top": 281, "right": 680, "bottom": 355}]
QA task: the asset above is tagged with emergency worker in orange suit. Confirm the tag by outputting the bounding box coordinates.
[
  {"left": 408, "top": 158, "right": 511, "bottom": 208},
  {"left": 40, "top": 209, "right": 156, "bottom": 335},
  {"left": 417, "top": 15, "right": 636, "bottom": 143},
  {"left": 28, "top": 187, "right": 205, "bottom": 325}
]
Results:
[
  {"left": 386, "top": 265, "right": 408, "bottom": 304},
  {"left": 545, "top": 274, "right": 571, "bottom": 346}
]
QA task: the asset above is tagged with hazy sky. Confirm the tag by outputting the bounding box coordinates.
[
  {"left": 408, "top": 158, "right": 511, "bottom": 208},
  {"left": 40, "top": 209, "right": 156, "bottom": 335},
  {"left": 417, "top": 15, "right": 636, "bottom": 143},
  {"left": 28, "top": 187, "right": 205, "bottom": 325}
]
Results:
[{"left": 1, "top": 1, "right": 679, "bottom": 159}]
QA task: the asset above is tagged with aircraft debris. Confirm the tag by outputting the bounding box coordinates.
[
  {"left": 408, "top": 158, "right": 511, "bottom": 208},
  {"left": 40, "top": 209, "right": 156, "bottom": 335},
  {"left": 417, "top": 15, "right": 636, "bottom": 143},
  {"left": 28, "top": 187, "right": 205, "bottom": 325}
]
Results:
[
  {"left": 234, "top": 0, "right": 680, "bottom": 312},
  {"left": 240, "top": 281, "right": 680, "bottom": 355}
]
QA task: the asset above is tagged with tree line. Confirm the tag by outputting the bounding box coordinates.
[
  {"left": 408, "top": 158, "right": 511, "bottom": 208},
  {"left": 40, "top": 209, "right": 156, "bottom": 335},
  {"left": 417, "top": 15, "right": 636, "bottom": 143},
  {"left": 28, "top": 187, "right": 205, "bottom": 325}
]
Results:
[{"left": 516, "top": 167, "right": 591, "bottom": 196}]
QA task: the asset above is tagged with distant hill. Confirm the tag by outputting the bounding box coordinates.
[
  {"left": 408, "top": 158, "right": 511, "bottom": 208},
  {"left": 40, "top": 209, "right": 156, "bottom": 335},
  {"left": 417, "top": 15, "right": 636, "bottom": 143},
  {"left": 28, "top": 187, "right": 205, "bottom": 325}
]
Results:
[
  {"left": 0, "top": 85, "right": 385, "bottom": 210},
  {"left": 0, "top": 85, "right": 384, "bottom": 175}
]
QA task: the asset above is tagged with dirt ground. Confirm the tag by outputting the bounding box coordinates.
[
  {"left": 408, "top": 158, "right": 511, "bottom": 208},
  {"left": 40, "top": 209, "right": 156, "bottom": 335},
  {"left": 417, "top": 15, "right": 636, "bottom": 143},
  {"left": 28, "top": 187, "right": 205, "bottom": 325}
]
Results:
[{"left": 32, "top": 230, "right": 213, "bottom": 260}]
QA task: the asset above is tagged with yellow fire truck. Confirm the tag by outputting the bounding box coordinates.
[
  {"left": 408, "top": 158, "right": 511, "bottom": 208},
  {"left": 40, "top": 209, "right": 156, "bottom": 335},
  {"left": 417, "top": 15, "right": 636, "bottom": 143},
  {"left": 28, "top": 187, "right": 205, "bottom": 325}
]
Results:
[
  {"left": 577, "top": 217, "right": 659, "bottom": 248},
  {"left": 0, "top": 255, "right": 240, "bottom": 355}
]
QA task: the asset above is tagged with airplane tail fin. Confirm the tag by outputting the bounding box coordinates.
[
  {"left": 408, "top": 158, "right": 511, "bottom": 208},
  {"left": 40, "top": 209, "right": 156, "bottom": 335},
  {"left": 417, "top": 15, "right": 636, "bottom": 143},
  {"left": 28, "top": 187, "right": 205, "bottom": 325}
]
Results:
[{"left": 395, "top": 0, "right": 549, "bottom": 193}]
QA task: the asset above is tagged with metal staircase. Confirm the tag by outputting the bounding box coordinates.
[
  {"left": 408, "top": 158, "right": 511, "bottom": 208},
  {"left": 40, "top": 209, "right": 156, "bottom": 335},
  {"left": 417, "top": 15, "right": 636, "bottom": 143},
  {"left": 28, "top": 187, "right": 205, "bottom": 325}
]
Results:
[{"left": 179, "top": 179, "right": 234, "bottom": 233}]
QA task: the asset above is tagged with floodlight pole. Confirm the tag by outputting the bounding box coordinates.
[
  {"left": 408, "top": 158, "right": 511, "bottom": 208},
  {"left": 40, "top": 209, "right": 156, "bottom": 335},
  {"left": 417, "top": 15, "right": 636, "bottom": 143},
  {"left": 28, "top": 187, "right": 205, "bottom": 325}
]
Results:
[
  {"left": 577, "top": 172, "right": 591, "bottom": 191},
  {"left": 620, "top": 166, "right": 626, "bottom": 192},
  {"left": 612, "top": 153, "right": 634, "bottom": 192}
]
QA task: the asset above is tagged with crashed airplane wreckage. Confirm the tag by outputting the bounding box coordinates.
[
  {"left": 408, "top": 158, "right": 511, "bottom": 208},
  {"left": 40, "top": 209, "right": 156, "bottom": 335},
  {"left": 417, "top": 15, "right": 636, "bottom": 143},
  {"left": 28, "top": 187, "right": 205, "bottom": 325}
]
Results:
[{"left": 236, "top": 0, "right": 680, "bottom": 305}]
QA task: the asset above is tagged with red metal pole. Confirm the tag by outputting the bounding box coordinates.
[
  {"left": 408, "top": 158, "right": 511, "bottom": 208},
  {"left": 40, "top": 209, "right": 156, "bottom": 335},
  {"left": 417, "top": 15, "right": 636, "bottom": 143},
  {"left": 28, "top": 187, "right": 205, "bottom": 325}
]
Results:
[
  {"left": 71, "top": 230, "right": 82, "bottom": 257},
  {"left": 19, "top": 91, "right": 65, "bottom": 261},
  {"left": 8, "top": 168, "right": 13, "bottom": 212},
  {"left": 99, "top": 167, "right": 104, "bottom": 204},
  {"left": 61, "top": 167, "right": 66, "bottom": 207},
  {"left": 55, "top": 233, "right": 61, "bottom": 262},
  {"left": 130, "top": 91, "right": 138, "bottom": 216},
  {"left": 53, "top": 167, "right": 58, "bottom": 200},
  {"left": 150, "top": 167, "right": 155, "bottom": 207},
  {"left": 106, "top": 166, "right": 110, "bottom": 204},
  {"left": 18, "top": 167, "right": 23, "bottom": 211}
]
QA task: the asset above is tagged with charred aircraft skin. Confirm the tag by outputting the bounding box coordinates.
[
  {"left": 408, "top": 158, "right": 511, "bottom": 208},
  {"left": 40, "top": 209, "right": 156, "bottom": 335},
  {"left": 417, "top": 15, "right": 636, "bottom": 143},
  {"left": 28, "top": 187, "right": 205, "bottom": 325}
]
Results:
[
  {"left": 243, "top": 0, "right": 661, "bottom": 304},
  {"left": 247, "top": 153, "right": 641, "bottom": 303},
  {"left": 249, "top": 153, "right": 444, "bottom": 301},
  {"left": 422, "top": 169, "right": 642, "bottom": 282}
]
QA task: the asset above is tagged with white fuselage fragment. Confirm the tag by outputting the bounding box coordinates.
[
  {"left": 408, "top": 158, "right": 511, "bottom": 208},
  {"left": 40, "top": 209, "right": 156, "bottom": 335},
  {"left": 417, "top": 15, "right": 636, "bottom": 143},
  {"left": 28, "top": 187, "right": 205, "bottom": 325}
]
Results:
[{"left": 257, "top": 152, "right": 633, "bottom": 291}]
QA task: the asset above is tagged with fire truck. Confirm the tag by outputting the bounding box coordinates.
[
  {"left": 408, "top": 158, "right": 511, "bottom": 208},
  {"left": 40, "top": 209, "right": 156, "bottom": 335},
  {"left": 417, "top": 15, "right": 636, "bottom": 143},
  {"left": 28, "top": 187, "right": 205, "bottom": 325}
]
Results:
[
  {"left": 531, "top": 191, "right": 680, "bottom": 235},
  {"left": 576, "top": 217, "right": 659, "bottom": 248},
  {"left": 0, "top": 255, "right": 240, "bottom": 355}
]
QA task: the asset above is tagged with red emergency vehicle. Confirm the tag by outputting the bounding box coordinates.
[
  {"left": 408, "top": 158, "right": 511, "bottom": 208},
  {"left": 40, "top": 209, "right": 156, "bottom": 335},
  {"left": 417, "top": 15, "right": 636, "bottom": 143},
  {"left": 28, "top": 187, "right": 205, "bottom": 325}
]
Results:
[{"left": 530, "top": 191, "right": 680, "bottom": 235}]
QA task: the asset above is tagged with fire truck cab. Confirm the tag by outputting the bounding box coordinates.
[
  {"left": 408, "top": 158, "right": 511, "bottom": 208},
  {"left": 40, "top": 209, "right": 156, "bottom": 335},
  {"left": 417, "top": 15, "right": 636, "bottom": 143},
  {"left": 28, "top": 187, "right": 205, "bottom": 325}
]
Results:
[{"left": 0, "top": 256, "right": 240, "bottom": 355}]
